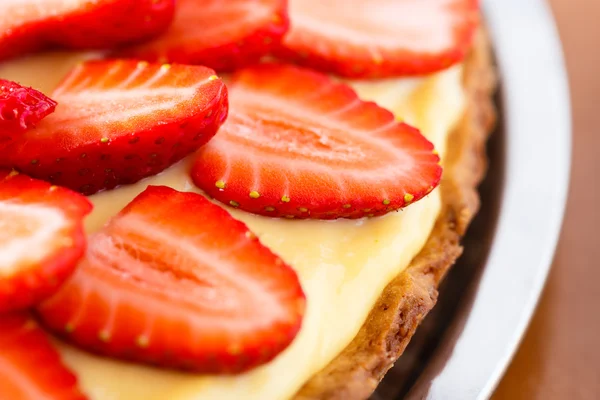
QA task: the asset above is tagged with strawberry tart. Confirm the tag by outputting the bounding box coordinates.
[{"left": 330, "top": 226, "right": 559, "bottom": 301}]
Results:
[{"left": 0, "top": 0, "right": 495, "bottom": 399}]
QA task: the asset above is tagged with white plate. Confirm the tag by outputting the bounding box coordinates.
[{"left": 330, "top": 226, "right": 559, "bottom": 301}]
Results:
[{"left": 399, "top": 1, "right": 571, "bottom": 398}]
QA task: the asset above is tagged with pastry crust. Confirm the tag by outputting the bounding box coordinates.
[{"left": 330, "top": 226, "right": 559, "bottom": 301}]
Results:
[{"left": 294, "top": 29, "right": 497, "bottom": 400}]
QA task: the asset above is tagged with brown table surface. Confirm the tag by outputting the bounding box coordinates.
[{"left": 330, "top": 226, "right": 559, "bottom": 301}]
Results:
[{"left": 491, "top": 0, "right": 600, "bottom": 399}]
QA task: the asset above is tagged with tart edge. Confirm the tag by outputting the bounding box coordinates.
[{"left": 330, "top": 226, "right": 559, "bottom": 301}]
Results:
[{"left": 294, "top": 28, "right": 497, "bottom": 400}]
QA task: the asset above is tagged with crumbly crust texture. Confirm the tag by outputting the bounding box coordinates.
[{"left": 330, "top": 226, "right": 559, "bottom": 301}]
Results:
[{"left": 294, "top": 30, "right": 497, "bottom": 400}]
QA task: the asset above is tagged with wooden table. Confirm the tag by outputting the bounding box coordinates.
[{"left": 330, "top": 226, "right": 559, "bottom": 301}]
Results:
[{"left": 492, "top": 0, "right": 600, "bottom": 398}]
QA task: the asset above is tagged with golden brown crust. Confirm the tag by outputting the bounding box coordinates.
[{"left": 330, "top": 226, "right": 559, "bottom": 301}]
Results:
[{"left": 294, "top": 30, "right": 497, "bottom": 400}]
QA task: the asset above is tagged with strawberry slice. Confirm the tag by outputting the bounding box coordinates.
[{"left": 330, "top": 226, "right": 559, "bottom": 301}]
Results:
[
  {"left": 191, "top": 64, "right": 441, "bottom": 220},
  {"left": 276, "top": 0, "right": 479, "bottom": 78},
  {"left": 0, "top": 60, "right": 228, "bottom": 195},
  {"left": 0, "top": 313, "right": 87, "bottom": 400},
  {"left": 38, "top": 186, "right": 306, "bottom": 373},
  {"left": 117, "top": 0, "right": 289, "bottom": 71},
  {"left": 0, "top": 79, "right": 57, "bottom": 148},
  {"left": 0, "top": 171, "right": 92, "bottom": 313},
  {"left": 0, "top": 0, "right": 175, "bottom": 61}
]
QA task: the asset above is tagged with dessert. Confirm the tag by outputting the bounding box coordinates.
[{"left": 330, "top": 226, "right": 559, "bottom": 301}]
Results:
[{"left": 0, "top": 0, "right": 495, "bottom": 399}]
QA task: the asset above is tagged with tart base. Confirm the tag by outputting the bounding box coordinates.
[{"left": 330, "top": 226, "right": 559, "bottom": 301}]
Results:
[{"left": 294, "top": 29, "right": 497, "bottom": 400}]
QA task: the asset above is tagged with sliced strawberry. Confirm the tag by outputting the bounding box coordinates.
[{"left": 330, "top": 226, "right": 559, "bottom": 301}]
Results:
[
  {"left": 191, "top": 64, "right": 441, "bottom": 220},
  {"left": 0, "top": 0, "right": 175, "bottom": 61},
  {"left": 38, "top": 186, "right": 306, "bottom": 373},
  {"left": 0, "top": 79, "right": 57, "bottom": 148},
  {"left": 0, "top": 171, "right": 92, "bottom": 313},
  {"left": 0, "top": 60, "right": 228, "bottom": 195},
  {"left": 116, "top": 0, "right": 289, "bottom": 71},
  {"left": 0, "top": 313, "right": 87, "bottom": 400},
  {"left": 276, "top": 0, "right": 479, "bottom": 78}
]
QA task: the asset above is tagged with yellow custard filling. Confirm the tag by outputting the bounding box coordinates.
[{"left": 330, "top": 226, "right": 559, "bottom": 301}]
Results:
[{"left": 0, "top": 53, "right": 465, "bottom": 400}]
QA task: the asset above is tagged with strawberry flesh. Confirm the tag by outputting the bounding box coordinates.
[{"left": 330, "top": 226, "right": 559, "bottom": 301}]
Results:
[
  {"left": 116, "top": 0, "right": 289, "bottom": 71},
  {"left": 0, "top": 60, "right": 228, "bottom": 195},
  {"left": 0, "top": 171, "right": 92, "bottom": 313},
  {"left": 0, "top": 0, "right": 175, "bottom": 61},
  {"left": 0, "top": 79, "right": 57, "bottom": 130},
  {"left": 277, "top": 0, "right": 480, "bottom": 78},
  {"left": 191, "top": 64, "right": 441, "bottom": 219},
  {"left": 0, "top": 313, "right": 87, "bottom": 400},
  {"left": 38, "top": 186, "right": 306, "bottom": 373},
  {"left": 0, "top": 79, "right": 57, "bottom": 147}
]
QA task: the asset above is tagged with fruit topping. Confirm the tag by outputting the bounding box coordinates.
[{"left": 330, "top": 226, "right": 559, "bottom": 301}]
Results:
[
  {"left": 0, "top": 171, "right": 91, "bottom": 313},
  {"left": 38, "top": 186, "right": 306, "bottom": 373},
  {"left": 0, "top": 0, "right": 175, "bottom": 61},
  {"left": 0, "top": 79, "right": 57, "bottom": 135},
  {"left": 191, "top": 64, "right": 441, "bottom": 219},
  {"left": 276, "top": 0, "right": 479, "bottom": 78},
  {"left": 116, "top": 0, "right": 289, "bottom": 71},
  {"left": 0, "top": 313, "right": 87, "bottom": 400},
  {"left": 0, "top": 60, "right": 228, "bottom": 195}
]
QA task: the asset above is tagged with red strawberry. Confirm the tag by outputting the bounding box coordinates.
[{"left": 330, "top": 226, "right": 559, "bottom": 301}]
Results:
[
  {"left": 0, "top": 313, "right": 87, "bottom": 400},
  {"left": 0, "top": 171, "right": 92, "bottom": 313},
  {"left": 0, "top": 60, "right": 228, "bottom": 195},
  {"left": 38, "top": 186, "right": 306, "bottom": 373},
  {"left": 117, "top": 0, "right": 289, "bottom": 71},
  {"left": 0, "top": 79, "right": 57, "bottom": 147},
  {"left": 276, "top": 0, "right": 479, "bottom": 78},
  {"left": 0, "top": 0, "right": 175, "bottom": 61},
  {"left": 191, "top": 64, "right": 441, "bottom": 220}
]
